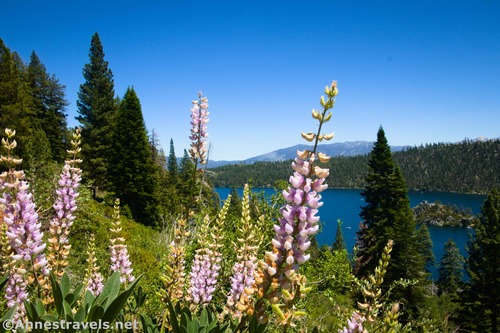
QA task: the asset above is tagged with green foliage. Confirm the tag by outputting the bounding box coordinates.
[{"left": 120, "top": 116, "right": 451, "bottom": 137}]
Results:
[
  {"left": 167, "top": 138, "right": 179, "bottom": 179},
  {"left": 76, "top": 32, "right": 116, "bottom": 191},
  {"left": 160, "top": 138, "right": 183, "bottom": 217},
  {"left": 437, "top": 238, "right": 464, "bottom": 296},
  {"left": 68, "top": 186, "right": 165, "bottom": 317},
  {"left": 303, "top": 246, "right": 353, "bottom": 295},
  {"left": 332, "top": 219, "right": 346, "bottom": 252},
  {"left": 143, "top": 297, "right": 234, "bottom": 333},
  {"left": 415, "top": 224, "right": 435, "bottom": 272},
  {"left": 460, "top": 188, "right": 500, "bottom": 332},
  {"left": 354, "top": 128, "right": 427, "bottom": 321},
  {"left": 0, "top": 39, "right": 54, "bottom": 175},
  {"left": 27, "top": 51, "right": 68, "bottom": 163},
  {"left": 4, "top": 272, "right": 141, "bottom": 333},
  {"left": 109, "top": 87, "right": 160, "bottom": 227}
]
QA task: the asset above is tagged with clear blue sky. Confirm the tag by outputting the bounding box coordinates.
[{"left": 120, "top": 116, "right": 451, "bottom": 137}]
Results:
[{"left": 2, "top": 0, "right": 499, "bottom": 160}]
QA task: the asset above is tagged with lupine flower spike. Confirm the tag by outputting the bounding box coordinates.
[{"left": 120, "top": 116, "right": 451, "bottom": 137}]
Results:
[
  {"left": 109, "top": 198, "right": 135, "bottom": 284},
  {"left": 47, "top": 128, "right": 82, "bottom": 278},
  {"left": 339, "top": 312, "right": 367, "bottom": 333},
  {"left": 254, "top": 82, "right": 338, "bottom": 326},
  {"left": 84, "top": 233, "right": 104, "bottom": 296},
  {"left": 0, "top": 129, "right": 49, "bottom": 322},
  {"left": 356, "top": 239, "right": 395, "bottom": 325},
  {"left": 188, "top": 197, "right": 230, "bottom": 306},
  {"left": 226, "top": 184, "right": 261, "bottom": 318},
  {"left": 158, "top": 217, "right": 190, "bottom": 304},
  {"left": 189, "top": 92, "right": 210, "bottom": 167}
]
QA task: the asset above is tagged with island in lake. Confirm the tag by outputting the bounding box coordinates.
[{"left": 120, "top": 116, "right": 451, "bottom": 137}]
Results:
[{"left": 413, "top": 201, "right": 476, "bottom": 227}]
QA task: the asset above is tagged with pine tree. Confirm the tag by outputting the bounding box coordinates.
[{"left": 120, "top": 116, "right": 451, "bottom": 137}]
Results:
[
  {"left": 109, "top": 87, "right": 158, "bottom": 227},
  {"left": 161, "top": 137, "right": 182, "bottom": 217},
  {"left": 0, "top": 39, "right": 52, "bottom": 173},
  {"left": 354, "top": 127, "right": 426, "bottom": 318},
  {"left": 27, "top": 51, "right": 68, "bottom": 163},
  {"left": 177, "top": 149, "right": 197, "bottom": 211},
  {"left": 416, "top": 223, "right": 435, "bottom": 273},
  {"left": 167, "top": 138, "right": 179, "bottom": 181},
  {"left": 437, "top": 238, "right": 464, "bottom": 295},
  {"left": 332, "top": 219, "right": 347, "bottom": 252},
  {"left": 460, "top": 189, "right": 500, "bottom": 332},
  {"left": 227, "top": 186, "right": 242, "bottom": 220},
  {"left": 76, "top": 32, "right": 116, "bottom": 192},
  {"left": 149, "top": 129, "right": 167, "bottom": 170}
]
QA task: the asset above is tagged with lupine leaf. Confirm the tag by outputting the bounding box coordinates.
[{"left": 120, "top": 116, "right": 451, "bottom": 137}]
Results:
[
  {"left": 63, "top": 300, "right": 74, "bottom": 321},
  {"left": 60, "top": 272, "right": 71, "bottom": 298},
  {"left": 66, "top": 283, "right": 85, "bottom": 306},
  {"left": 101, "top": 275, "right": 141, "bottom": 324},
  {"left": 94, "top": 271, "right": 120, "bottom": 307},
  {"left": 186, "top": 318, "right": 199, "bottom": 333},
  {"left": 83, "top": 289, "right": 95, "bottom": 313},
  {"left": 166, "top": 296, "right": 180, "bottom": 333},
  {"left": 0, "top": 274, "right": 8, "bottom": 291},
  {"left": 35, "top": 299, "right": 45, "bottom": 317},
  {"left": 49, "top": 272, "right": 64, "bottom": 316},
  {"left": 200, "top": 308, "right": 209, "bottom": 327},
  {"left": 88, "top": 305, "right": 105, "bottom": 322},
  {"left": 0, "top": 304, "right": 16, "bottom": 321}
]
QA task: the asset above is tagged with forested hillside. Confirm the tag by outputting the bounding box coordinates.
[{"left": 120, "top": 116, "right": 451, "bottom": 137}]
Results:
[{"left": 209, "top": 139, "right": 500, "bottom": 193}]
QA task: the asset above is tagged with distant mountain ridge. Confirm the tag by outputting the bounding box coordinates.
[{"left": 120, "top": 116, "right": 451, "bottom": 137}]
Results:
[{"left": 206, "top": 141, "right": 408, "bottom": 168}]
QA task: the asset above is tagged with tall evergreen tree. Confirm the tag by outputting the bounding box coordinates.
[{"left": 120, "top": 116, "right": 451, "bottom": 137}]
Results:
[
  {"left": 416, "top": 223, "right": 435, "bottom": 273},
  {"left": 76, "top": 32, "right": 116, "bottom": 192},
  {"left": 0, "top": 39, "right": 52, "bottom": 172},
  {"left": 167, "top": 138, "right": 179, "bottom": 180},
  {"left": 437, "top": 238, "right": 464, "bottom": 295},
  {"left": 332, "top": 219, "right": 347, "bottom": 252},
  {"left": 149, "top": 129, "right": 167, "bottom": 170},
  {"left": 460, "top": 189, "right": 500, "bottom": 332},
  {"left": 178, "top": 149, "right": 196, "bottom": 209},
  {"left": 28, "top": 51, "right": 68, "bottom": 162},
  {"left": 354, "top": 127, "right": 426, "bottom": 318},
  {"left": 109, "top": 87, "right": 158, "bottom": 227}
]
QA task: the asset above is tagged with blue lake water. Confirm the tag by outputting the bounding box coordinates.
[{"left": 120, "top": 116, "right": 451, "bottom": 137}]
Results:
[{"left": 215, "top": 187, "right": 486, "bottom": 280}]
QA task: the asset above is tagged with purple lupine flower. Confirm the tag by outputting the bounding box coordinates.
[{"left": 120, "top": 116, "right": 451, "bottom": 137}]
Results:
[
  {"left": 266, "top": 152, "right": 328, "bottom": 279},
  {"left": 48, "top": 162, "right": 81, "bottom": 275},
  {"left": 188, "top": 248, "right": 221, "bottom": 304},
  {"left": 339, "top": 312, "right": 367, "bottom": 333},
  {"left": 4, "top": 267, "right": 28, "bottom": 321},
  {"left": 110, "top": 244, "right": 135, "bottom": 284},
  {"left": 4, "top": 181, "right": 48, "bottom": 273},
  {"left": 3, "top": 180, "right": 48, "bottom": 320},
  {"left": 189, "top": 93, "right": 209, "bottom": 165},
  {"left": 84, "top": 233, "right": 104, "bottom": 296},
  {"left": 87, "top": 271, "right": 105, "bottom": 296},
  {"left": 188, "top": 201, "right": 229, "bottom": 306},
  {"left": 109, "top": 199, "right": 135, "bottom": 284},
  {"left": 226, "top": 257, "right": 257, "bottom": 316}
]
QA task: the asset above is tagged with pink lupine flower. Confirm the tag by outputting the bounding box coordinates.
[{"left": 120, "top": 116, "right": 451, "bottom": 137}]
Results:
[
  {"left": 109, "top": 199, "right": 135, "bottom": 284},
  {"left": 339, "top": 312, "right": 367, "bottom": 333},
  {"left": 47, "top": 162, "right": 81, "bottom": 276},
  {"left": 4, "top": 181, "right": 48, "bottom": 274},
  {"left": 4, "top": 267, "right": 28, "bottom": 321},
  {"left": 110, "top": 244, "right": 135, "bottom": 284},
  {"left": 87, "top": 271, "right": 104, "bottom": 296},
  {"left": 189, "top": 202, "right": 229, "bottom": 306},
  {"left": 188, "top": 248, "right": 221, "bottom": 304},
  {"left": 267, "top": 151, "right": 328, "bottom": 279},
  {"left": 189, "top": 93, "right": 210, "bottom": 165},
  {"left": 2, "top": 180, "right": 48, "bottom": 320}
]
